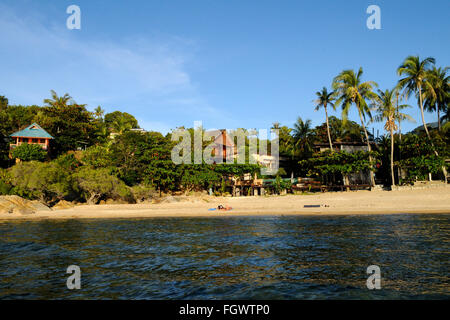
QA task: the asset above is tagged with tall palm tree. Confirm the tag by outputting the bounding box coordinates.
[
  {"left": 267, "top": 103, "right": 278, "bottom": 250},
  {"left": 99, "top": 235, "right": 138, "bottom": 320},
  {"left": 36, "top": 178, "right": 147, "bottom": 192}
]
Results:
[
  {"left": 373, "top": 88, "right": 413, "bottom": 187},
  {"left": 43, "top": 90, "right": 73, "bottom": 108},
  {"left": 397, "top": 56, "right": 436, "bottom": 137},
  {"left": 314, "top": 87, "right": 335, "bottom": 150},
  {"left": 292, "top": 117, "right": 313, "bottom": 155},
  {"left": 423, "top": 66, "right": 449, "bottom": 131},
  {"left": 332, "top": 67, "right": 378, "bottom": 186},
  {"left": 397, "top": 56, "right": 447, "bottom": 182}
]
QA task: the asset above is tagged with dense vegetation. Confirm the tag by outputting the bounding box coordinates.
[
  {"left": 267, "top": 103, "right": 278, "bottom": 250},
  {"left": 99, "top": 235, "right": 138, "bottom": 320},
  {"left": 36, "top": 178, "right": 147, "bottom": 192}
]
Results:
[{"left": 0, "top": 55, "right": 448, "bottom": 205}]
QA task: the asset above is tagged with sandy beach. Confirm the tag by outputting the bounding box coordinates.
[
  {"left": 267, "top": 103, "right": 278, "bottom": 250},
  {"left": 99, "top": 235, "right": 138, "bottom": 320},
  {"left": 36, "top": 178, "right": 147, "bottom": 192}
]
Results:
[{"left": 0, "top": 186, "right": 449, "bottom": 221}]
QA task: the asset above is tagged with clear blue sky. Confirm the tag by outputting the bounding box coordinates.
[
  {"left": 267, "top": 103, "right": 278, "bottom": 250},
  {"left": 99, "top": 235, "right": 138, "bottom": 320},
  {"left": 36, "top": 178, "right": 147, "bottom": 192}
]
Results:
[{"left": 1, "top": 0, "right": 449, "bottom": 135}]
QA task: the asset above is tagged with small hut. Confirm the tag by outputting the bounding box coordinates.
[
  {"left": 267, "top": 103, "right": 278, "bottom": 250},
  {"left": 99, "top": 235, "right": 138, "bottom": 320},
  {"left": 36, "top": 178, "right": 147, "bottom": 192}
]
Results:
[{"left": 10, "top": 123, "right": 54, "bottom": 151}]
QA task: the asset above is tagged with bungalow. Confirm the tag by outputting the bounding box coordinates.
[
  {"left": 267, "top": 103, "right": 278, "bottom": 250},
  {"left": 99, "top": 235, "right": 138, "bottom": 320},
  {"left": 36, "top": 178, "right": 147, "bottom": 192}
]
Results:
[{"left": 10, "top": 123, "right": 54, "bottom": 151}]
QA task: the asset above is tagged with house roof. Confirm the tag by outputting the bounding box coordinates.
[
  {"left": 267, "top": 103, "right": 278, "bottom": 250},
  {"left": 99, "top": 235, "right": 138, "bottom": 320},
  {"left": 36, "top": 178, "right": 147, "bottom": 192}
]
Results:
[
  {"left": 10, "top": 123, "right": 54, "bottom": 139},
  {"left": 213, "top": 129, "right": 235, "bottom": 147}
]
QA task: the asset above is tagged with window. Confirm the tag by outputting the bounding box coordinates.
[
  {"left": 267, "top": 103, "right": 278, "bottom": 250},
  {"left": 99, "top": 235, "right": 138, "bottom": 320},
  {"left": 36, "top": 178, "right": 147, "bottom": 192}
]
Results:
[
  {"left": 40, "top": 139, "right": 45, "bottom": 144},
  {"left": 32, "top": 139, "right": 38, "bottom": 143}
]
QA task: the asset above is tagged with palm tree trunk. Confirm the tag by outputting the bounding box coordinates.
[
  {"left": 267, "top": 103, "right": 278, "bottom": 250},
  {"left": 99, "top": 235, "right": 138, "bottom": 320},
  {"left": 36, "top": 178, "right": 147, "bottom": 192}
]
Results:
[
  {"left": 324, "top": 104, "right": 333, "bottom": 150},
  {"left": 437, "top": 107, "right": 441, "bottom": 131},
  {"left": 357, "top": 108, "right": 376, "bottom": 187},
  {"left": 418, "top": 84, "right": 433, "bottom": 141},
  {"left": 390, "top": 126, "right": 395, "bottom": 188},
  {"left": 419, "top": 85, "right": 447, "bottom": 182}
]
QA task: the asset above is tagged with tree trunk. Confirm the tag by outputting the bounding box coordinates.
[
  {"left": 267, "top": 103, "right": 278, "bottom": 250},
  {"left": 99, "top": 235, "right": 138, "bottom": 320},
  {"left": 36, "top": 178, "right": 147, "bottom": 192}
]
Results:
[
  {"left": 418, "top": 85, "right": 447, "bottom": 183},
  {"left": 343, "top": 174, "right": 350, "bottom": 191},
  {"left": 357, "top": 108, "right": 375, "bottom": 187},
  {"left": 437, "top": 107, "right": 441, "bottom": 131},
  {"left": 324, "top": 104, "right": 333, "bottom": 150},
  {"left": 390, "top": 126, "right": 395, "bottom": 188},
  {"left": 88, "top": 193, "right": 99, "bottom": 205}
]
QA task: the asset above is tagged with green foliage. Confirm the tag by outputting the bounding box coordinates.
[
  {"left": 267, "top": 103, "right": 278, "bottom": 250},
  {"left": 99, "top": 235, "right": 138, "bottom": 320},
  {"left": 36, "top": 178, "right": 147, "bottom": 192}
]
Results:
[
  {"left": 299, "top": 150, "right": 378, "bottom": 177},
  {"left": 0, "top": 180, "right": 11, "bottom": 195},
  {"left": 12, "top": 143, "right": 47, "bottom": 161},
  {"left": 179, "top": 164, "right": 221, "bottom": 193},
  {"left": 105, "top": 111, "right": 139, "bottom": 133},
  {"left": 54, "top": 153, "right": 81, "bottom": 171},
  {"left": 272, "top": 175, "right": 291, "bottom": 194},
  {"left": 397, "top": 134, "right": 446, "bottom": 182},
  {"left": 130, "top": 184, "right": 156, "bottom": 202},
  {"left": 0, "top": 168, "right": 11, "bottom": 195},
  {"left": 73, "top": 167, "right": 131, "bottom": 204},
  {"left": 0, "top": 96, "right": 8, "bottom": 111},
  {"left": 9, "top": 161, "right": 74, "bottom": 203},
  {"left": 82, "top": 145, "right": 113, "bottom": 168}
]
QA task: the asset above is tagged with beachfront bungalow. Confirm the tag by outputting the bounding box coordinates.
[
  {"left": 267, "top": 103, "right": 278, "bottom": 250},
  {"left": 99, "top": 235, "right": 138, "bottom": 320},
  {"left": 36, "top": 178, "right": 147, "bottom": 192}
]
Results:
[{"left": 10, "top": 123, "right": 53, "bottom": 151}]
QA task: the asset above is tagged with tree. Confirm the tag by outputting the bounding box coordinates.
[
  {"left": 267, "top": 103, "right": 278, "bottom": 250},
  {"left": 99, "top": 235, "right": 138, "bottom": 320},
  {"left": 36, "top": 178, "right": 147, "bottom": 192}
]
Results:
[
  {"left": 292, "top": 117, "right": 313, "bottom": 157},
  {"left": 397, "top": 56, "right": 435, "bottom": 139},
  {"left": 9, "top": 161, "right": 74, "bottom": 204},
  {"left": 277, "top": 125, "right": 294, "bottom": 157},
  {"left": 0, "top": 96, "right": 8, "bottom": 111},
  {"left": 423, "top": 66, "right": 449, "bottom": 131},
  {"left": 105, "top": 111, "right": 139, "bottom": 134},
  {"left": 373, "top": 88, "right": 413, "bottom": 187},
  {"left": 333, "top": 67, "right": 378, "bottom": 186},
  {"left": 73, "top": 167, "right": 131, "bottom": 204},
  {"left": 12, "top": 143, "right": 47, "bottom": 162},
  {"left": 38, "top": 91, "right": 96, "bottom": 154},
  {"left": 43, "top": 90, "right": 74, "bottom": 108},
  {"left": 94, "top": 106, "right": 105, "bottom": 120},
  {"left": 314, "top": 87, "right": 335, "bottom": 150},
  {"left": 397, "top": 56, "right": 447, "bottom": 182}
]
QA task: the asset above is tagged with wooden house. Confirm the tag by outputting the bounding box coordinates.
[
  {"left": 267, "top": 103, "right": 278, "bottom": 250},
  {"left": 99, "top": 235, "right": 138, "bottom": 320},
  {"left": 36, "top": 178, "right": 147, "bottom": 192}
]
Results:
[{"left": 10, "top": 123, "right": 54, "bottom": 151}]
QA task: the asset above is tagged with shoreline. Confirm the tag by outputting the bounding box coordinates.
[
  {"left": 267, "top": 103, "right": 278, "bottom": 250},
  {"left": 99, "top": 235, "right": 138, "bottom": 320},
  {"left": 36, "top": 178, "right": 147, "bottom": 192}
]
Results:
[{"left": 1, "top": 186, "right": 449, "bottom": 221}]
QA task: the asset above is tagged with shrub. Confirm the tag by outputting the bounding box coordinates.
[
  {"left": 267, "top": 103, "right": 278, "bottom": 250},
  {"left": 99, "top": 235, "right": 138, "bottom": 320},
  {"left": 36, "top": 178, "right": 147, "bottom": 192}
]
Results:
[
  {"left": 130, "top": 184, "right": 156, "bottom": 202},
  {"left": 12, "top": 143, "right": 46, "bottom": 161},
  {"left": 0, "top": 180, "right": 11, "bottom": 195},
  {"left": 9, "top": 161, "right": 74, "bottom": 203}
]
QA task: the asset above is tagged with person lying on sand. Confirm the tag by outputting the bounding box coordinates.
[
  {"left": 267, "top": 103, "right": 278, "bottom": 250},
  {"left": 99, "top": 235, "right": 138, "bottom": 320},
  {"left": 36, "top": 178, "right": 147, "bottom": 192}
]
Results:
[{"left": 217, "top": 205, "right": 232, "bottom": 211}]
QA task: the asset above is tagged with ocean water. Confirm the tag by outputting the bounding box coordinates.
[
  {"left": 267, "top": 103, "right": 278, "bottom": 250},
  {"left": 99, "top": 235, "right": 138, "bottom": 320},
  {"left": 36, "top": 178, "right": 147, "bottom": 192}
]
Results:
[{"left": 0, "top": 214, "right": 448, "bottom": 299}]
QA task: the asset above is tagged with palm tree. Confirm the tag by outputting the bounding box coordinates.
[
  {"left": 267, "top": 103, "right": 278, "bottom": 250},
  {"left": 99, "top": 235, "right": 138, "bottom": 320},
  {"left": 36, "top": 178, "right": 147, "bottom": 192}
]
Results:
[
  {"left": 94, "top": 106, "right": 105, "bottom": 120},
  {"left": 332, "top": 67, "right": 378, "bottom": 186},
  {"left": 112, "top": 117, "right": 133, "bottom": 134},
  {"left": 373, "top": 88, "right": 413, "bottom": 187},
  {"left": 397, "top": 56, "right": 447, "bottom": 182},
  {"left": 292, "top": 117, "right": 313, "bottom": 155},
  {"left": 423, "top": 66, "right": 449, "bottom": 131},
  {"left": 43, "top": 90, "right": 73, "bottom": 108},
  {"left": 314, "top": 87, "right": 335, "bottom": 150},
  {"left": 397, "top": 56, "right": 436, "bottom": 137},
  {"left": 271, "top": 122, "right": 281, "bottom": 130}
]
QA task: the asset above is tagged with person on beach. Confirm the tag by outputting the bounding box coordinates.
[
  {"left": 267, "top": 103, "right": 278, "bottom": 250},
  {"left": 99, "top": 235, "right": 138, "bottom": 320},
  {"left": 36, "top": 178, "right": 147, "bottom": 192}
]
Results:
[{"left": 217, "top": 205, "right": 232, "bottom": 211}]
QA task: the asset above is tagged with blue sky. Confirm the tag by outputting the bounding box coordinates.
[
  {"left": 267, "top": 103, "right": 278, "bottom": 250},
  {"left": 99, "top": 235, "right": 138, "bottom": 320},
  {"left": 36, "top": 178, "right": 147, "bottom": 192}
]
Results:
[{"left": 0, "top": 0, "right": 449, "bottom": 135}]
